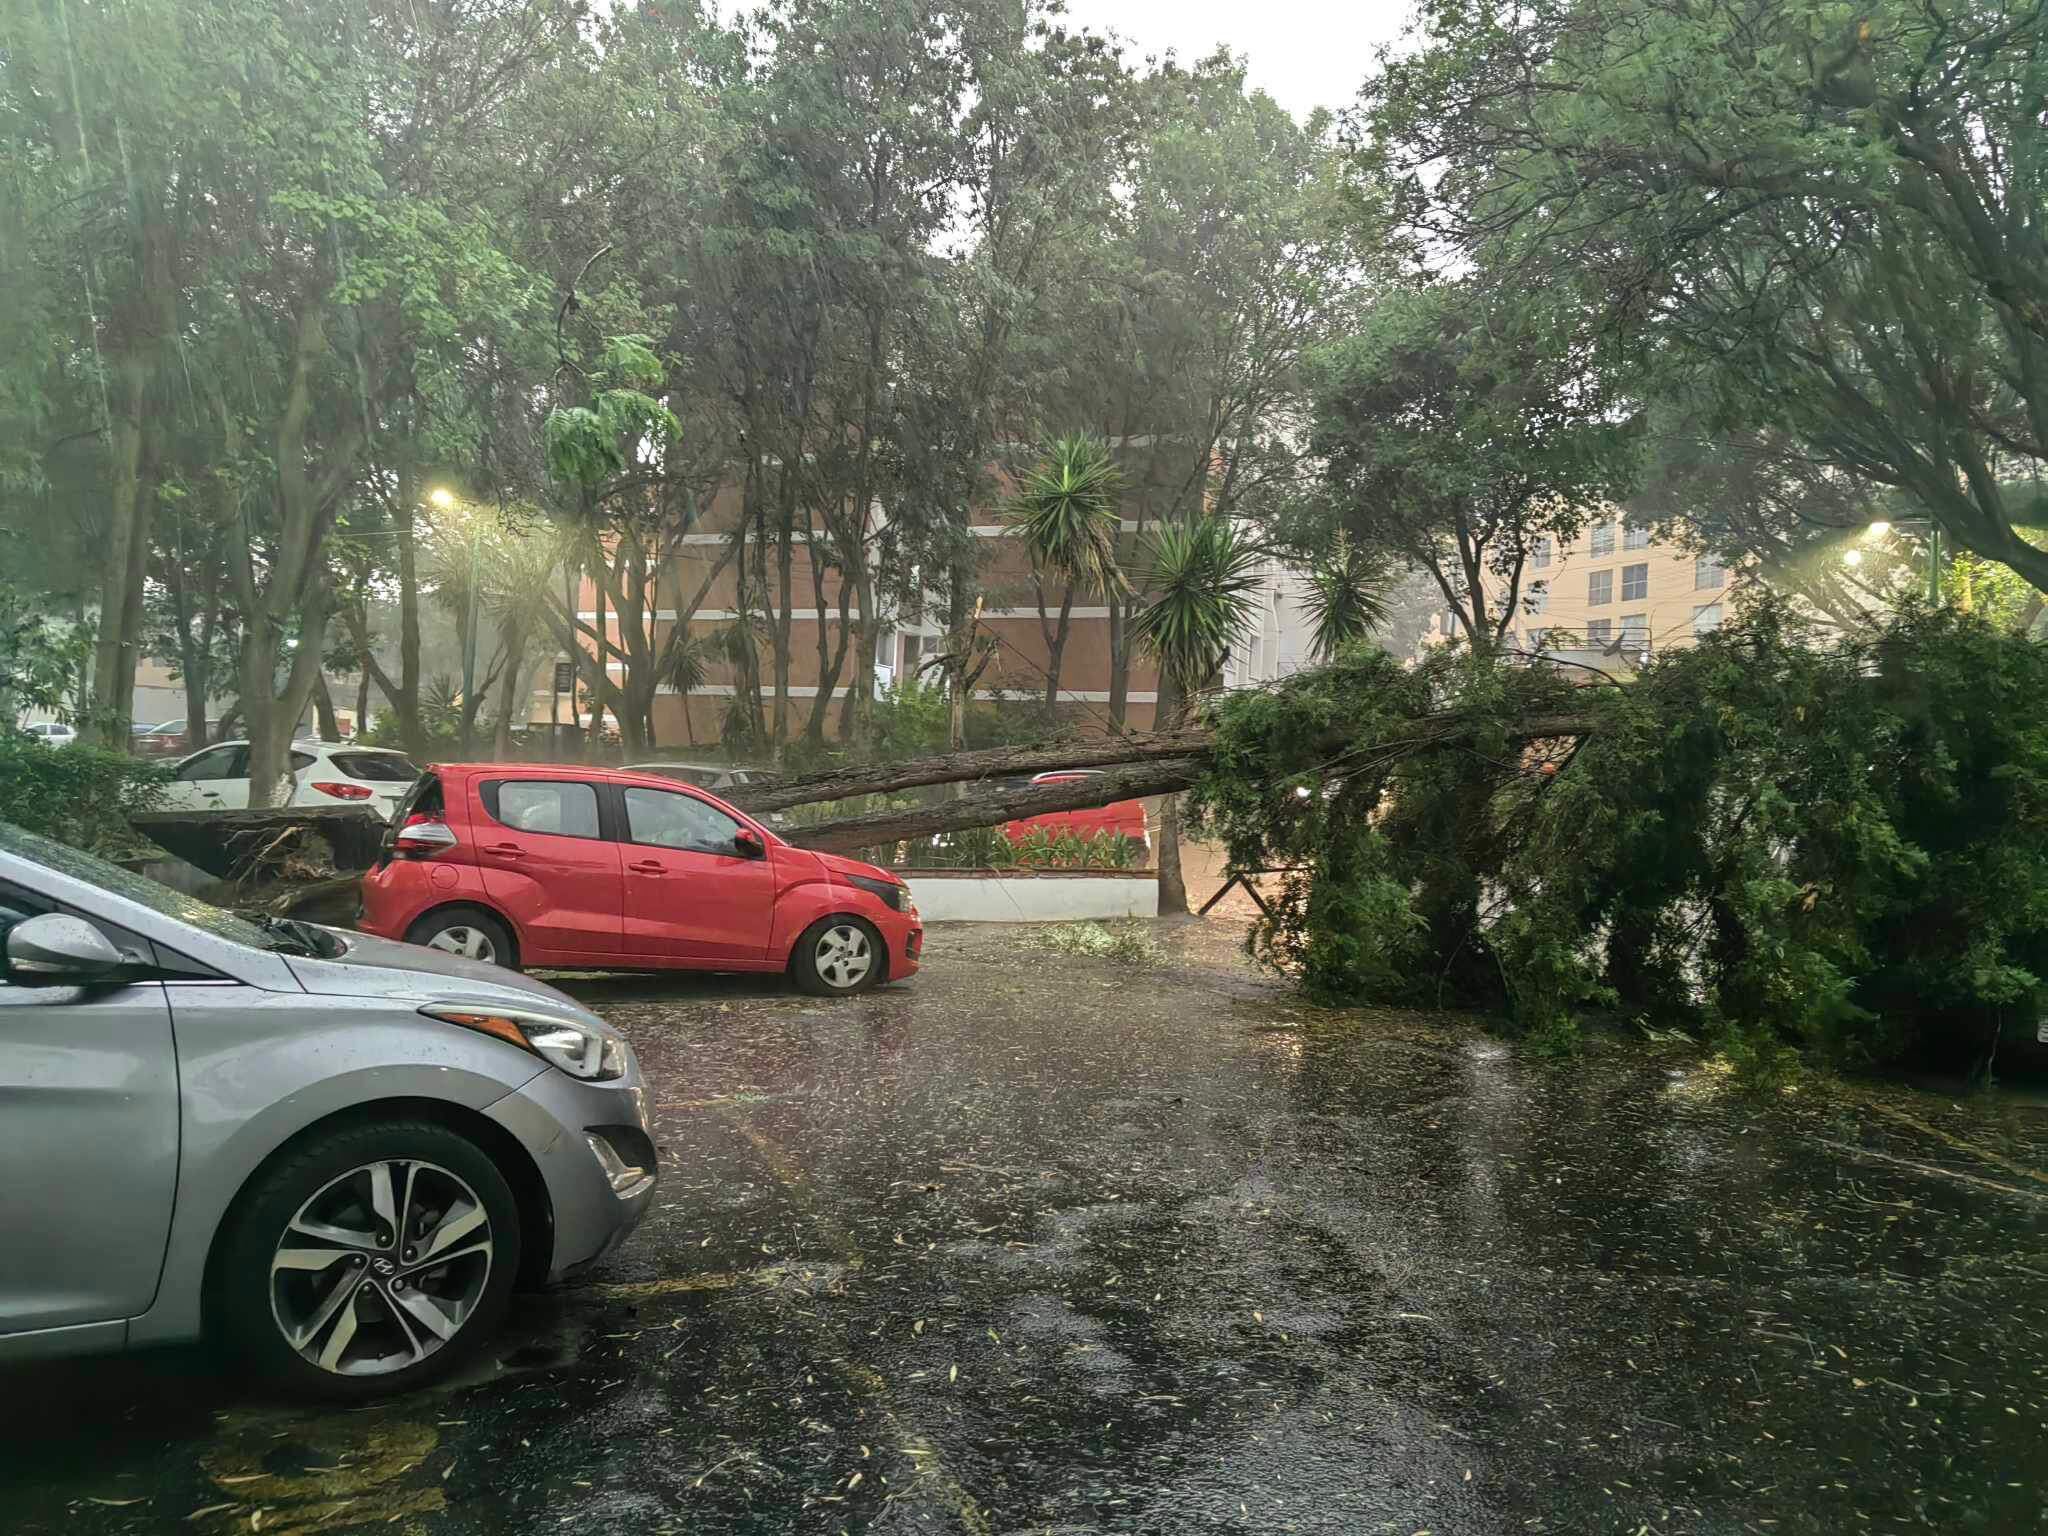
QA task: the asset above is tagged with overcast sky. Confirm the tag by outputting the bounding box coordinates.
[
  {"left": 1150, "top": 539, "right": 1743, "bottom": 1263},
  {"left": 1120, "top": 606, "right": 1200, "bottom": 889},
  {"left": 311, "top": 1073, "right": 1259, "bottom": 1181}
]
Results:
[{"left": 1056, "top": 0, "right": 1414, "bottom": 121}]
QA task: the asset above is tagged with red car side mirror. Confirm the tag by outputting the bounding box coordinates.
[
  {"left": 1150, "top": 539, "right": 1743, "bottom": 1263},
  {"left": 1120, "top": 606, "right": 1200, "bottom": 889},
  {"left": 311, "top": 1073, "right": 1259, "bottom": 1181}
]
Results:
[{"left": 733, "top": 828, "right": 765, "bottom": 859}]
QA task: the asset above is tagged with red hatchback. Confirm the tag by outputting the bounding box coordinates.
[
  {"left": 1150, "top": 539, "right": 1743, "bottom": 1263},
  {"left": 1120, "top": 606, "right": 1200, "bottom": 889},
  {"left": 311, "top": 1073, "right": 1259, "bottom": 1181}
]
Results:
[{"left": 358, "top": 764, "right": 921, "bottom": 996}]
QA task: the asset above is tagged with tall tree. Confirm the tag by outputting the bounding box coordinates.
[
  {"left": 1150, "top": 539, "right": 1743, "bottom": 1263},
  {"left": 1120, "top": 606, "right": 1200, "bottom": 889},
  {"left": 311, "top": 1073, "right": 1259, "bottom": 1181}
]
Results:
[
  {"left": 1303, "top": 279, "right": 1640, "bottom": 649},
  {"left": 1363, "top": 0, "right": 2048, "bottom": 593}
]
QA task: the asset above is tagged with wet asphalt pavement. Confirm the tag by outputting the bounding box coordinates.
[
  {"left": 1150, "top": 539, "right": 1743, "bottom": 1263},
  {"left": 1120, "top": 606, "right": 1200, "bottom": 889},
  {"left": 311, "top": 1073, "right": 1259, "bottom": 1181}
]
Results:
[{"left": 4, "top": 919, "right": 2047, "bottom": 1535}]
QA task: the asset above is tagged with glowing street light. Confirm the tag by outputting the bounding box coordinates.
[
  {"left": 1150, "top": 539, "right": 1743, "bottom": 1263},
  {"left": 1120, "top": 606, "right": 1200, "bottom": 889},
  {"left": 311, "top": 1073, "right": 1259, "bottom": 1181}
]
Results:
[
  {"left": 1841, "top": 548, "right": 1864, "bottom": 568},
  {"left": 428, "top": 486, "right": 457, "bottom": 510},
  {"left": 1864, "top": 520, "right": 1891, "bottom": 540}
]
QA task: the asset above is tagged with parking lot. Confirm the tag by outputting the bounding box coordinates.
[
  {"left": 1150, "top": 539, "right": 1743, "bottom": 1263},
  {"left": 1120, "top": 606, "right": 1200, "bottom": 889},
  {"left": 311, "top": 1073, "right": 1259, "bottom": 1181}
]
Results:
[{"left": 4, "top": 919, "right": 2045, "bottom": 1535}]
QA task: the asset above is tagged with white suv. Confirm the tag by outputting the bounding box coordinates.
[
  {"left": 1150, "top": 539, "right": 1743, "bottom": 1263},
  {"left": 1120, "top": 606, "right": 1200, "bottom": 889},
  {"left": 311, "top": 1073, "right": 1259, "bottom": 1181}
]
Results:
[
  {"left": 160, "top": 741, "right": 421, "bottom": 821},
  {"left": 19, "top": 722, "right": 78, "bottom": 747}
]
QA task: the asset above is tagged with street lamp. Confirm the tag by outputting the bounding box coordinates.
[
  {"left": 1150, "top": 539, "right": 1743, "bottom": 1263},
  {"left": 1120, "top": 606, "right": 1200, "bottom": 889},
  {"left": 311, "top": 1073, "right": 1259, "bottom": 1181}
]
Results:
[
  {"left": 1864, "top": 518, "right": 1942, "bottom": 605},
  {"left": 428, "top": 486, "right": 456, "bottom": 510}
]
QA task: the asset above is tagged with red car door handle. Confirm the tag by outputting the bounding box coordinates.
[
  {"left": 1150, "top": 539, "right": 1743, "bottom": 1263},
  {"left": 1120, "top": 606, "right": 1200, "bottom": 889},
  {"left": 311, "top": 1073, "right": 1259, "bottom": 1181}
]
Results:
[
  {"left": 482, "top": 843, "right": 526, "bottom": 858},
  {"left": 627, "top": 859, "right": 666, "bottom": 875}
]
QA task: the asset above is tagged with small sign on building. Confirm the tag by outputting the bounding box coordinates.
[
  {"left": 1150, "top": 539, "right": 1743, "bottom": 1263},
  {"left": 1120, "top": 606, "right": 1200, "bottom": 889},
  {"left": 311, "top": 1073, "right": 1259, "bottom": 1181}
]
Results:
[{"left": 554, "top": 660, "right": 575, "bottom": 692}]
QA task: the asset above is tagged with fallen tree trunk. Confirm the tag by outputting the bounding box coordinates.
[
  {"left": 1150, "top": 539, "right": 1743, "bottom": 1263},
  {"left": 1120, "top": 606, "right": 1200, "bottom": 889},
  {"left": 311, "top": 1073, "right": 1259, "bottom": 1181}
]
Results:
[
  {"left": 725, "top": 727, "right": 1213, "bottom": 814},
  {"left": 783, "top": 757, "right": 1206, "bottom": 854},
  {"left": 773, "top": 709, "right": 1595, "bottom": 853}
]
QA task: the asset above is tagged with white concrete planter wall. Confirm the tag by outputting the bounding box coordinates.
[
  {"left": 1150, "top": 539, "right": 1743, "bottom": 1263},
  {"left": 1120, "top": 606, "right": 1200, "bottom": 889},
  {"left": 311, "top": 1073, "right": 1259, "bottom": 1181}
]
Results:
[{"left": 904, "top": 870, "right": 1159, "bottom": 923}]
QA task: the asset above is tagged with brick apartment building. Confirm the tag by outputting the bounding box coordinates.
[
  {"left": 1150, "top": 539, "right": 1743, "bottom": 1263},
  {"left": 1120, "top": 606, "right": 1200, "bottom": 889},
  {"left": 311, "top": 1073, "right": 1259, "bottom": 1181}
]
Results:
[{"left": 544, "top": 479, "right": 1173, "bottom": 746}]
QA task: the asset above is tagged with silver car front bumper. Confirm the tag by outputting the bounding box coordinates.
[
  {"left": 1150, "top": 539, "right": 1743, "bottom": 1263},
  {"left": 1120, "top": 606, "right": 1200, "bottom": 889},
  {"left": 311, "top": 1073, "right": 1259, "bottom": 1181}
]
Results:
[{"left": 486, "top": 1065, "right": 658, "bottom": 1282}]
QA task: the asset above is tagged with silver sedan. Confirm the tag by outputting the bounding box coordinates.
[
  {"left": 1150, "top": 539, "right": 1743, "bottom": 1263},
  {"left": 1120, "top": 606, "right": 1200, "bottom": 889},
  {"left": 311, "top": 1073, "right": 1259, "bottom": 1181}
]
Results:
[{"left": 0, "top": 821, "right": 657, "bottom": 1399}]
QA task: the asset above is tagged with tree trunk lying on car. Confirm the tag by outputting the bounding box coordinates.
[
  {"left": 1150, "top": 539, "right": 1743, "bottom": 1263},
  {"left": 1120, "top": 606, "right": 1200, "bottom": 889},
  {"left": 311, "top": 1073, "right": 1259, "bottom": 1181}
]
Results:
[{"left": 130, "top": 806, "right": 385, "bottom": 883}]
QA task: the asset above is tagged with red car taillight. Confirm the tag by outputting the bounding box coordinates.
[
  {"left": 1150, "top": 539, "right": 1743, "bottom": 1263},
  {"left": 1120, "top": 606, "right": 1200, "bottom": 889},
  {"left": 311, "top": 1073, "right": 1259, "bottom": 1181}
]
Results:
[
  {"left": 310, "top": 780, "right": 374, "bottom": 800},
  {"left": 393, "top": 815, "right": 458, "bottom": 855}
]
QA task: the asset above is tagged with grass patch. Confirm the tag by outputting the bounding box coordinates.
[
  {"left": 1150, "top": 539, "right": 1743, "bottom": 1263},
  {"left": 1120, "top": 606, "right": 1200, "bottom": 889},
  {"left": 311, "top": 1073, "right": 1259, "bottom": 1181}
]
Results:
[{"left": 1031, "top": 920, "right": 1160, "bottom": 965}]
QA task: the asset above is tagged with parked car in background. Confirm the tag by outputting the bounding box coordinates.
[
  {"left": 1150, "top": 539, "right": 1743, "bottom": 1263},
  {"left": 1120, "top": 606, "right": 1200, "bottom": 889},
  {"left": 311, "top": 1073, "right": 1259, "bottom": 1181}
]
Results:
[
  {"left": 159, "top": 741, "right": 421, "bottom": 821},
  {"left": 18, "top": 721, "right": 77, "bottom": 748},
  {"left": 358, "top": 764, "right": 920, "bottom": 996},
  {"left": 1003, "top": 770, "right": 1150, "bottom": 856},
  {"left": 134, "top": 718, "right": 219, "bottom": 756},
  {"left": 0, "top": 819, "right": 655, "bottom": 1396}
]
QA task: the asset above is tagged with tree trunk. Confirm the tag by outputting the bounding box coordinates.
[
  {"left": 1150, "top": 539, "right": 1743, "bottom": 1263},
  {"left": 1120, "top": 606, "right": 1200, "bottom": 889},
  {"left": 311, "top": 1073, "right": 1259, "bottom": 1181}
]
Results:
[
  {"left": 784, "top": 757, "right": 1208, "bottom": 854},
  {"left": 1153, "top": 671, "right": 1189, "bottom": 914},
  {"left": 89, "top": 201, "right": 176, "bottom": 750},
  {"left": 354, "top": 668, "right": 371, "bottom": 740},
  {"left": 313, "top": 673, "right": 341, "bottom": 742},
  {"left": 1043, "top": 588, "right": 1074, "bottom": 710}
]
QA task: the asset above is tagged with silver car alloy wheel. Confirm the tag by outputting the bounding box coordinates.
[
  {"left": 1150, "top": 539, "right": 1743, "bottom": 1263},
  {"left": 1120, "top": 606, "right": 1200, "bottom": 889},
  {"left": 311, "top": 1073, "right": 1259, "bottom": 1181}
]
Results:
[
  {"left": 270, "top": 1160, "right": 493, "bottom": 1377},
  {"left": 814, "top": 922, "right": 874, "bottom": 990},
  {"left": 426, "top": 926, "right": 496, "bottom": 964}
]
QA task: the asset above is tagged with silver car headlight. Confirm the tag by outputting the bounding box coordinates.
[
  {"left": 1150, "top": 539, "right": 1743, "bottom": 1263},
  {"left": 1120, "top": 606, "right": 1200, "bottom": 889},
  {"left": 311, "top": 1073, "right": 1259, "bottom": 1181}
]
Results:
[{"left": 422, "top": 1005, "right": 629, "bottom": 1081}]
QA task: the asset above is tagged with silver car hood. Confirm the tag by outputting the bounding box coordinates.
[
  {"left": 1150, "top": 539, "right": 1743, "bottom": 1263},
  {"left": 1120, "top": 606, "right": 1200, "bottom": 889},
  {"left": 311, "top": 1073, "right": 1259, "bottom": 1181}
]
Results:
[{"left": 284, "top": 928, "right": 605, "bottom": 1025}]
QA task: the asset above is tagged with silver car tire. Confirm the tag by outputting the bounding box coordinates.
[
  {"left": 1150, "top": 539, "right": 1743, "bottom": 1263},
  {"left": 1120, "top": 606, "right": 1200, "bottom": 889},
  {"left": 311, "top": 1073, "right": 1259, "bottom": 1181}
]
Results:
[
  {"left": 790, "top": 915, "right": 884, "bottom": 997},
  {"left": 216, "top": 1120, "right": 523, "bottom": 1401}
]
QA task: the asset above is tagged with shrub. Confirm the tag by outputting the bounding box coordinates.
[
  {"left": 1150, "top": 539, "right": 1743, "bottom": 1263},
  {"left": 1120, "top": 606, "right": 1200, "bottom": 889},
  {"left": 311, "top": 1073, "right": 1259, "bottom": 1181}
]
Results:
[{"left": 0, "top": 731, "right": 168, "bottom": 856}]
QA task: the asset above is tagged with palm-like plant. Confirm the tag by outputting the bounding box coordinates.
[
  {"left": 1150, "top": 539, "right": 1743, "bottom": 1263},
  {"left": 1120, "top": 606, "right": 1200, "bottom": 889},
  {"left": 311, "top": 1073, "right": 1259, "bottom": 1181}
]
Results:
[
  {"left": 1132, "top": 514, "right": 1269, "bottom": 917},
  {"left": 1301, "top": 538, "right": 1393, "bottom": 661},
  {"left": 1010, "top": 435, "right": 1130, "bottom": 707},
  {"left": 1009, "top": 435, "right": 1130, "bottom": 598},
  {"left": 1132, "top": 515, "right": 1268, "bottom": 701}
]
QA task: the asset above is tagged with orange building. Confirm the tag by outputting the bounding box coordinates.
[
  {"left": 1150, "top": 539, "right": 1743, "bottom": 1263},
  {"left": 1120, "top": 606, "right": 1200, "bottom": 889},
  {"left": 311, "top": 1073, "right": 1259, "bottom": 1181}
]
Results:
[{"left": 540, "top": 480, "right": 1168, "bottom": 746}]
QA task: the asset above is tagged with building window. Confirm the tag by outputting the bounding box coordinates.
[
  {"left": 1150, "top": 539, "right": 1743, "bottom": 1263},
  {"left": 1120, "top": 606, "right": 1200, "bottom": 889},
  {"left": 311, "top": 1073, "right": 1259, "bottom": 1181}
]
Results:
[
  {"left": 1532, "top": 537, "right": 1552, "bottom": 569},
  {"left": 1621, "top": 562, "right": 1649, "bottom": 601},
  {"left": 1528, "top": 627, "right": 1549, "bottom": 651},
  {"left": 1587, "top": 569, "right": 1613, "bottom": 606},
  {"left": 1527, "top": 582, "right": 1549, "bottom": 616},
  {"left": 1620, "top": 613, "right": 1648, "bottom": 647},
  {"left": 1589, "top": 524, "right": 1615, "bottom": 557},
  {"left": 1624, "top": 522, "right": 1650, "bottom": 551},
  {"left": 1693, "top": 602, "right": 1723, "bottom": 635},
  {"left": 1442, "top": 608, "right": 1460, "bottom": 636},
  {"left": 1587, "top": 618, "right": 1613, "bottom": 644},
  {"left": 1696, "top": 554, "right": 1726, "bottom": 590}
]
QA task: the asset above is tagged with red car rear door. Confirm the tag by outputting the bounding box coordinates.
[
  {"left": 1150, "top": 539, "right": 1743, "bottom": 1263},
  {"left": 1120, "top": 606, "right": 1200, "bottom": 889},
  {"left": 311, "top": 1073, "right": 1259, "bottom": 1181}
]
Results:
[
  {"left": 472, "top": 777, "right": 623, "bottom": 960},
  {"left": 614, "top": 783, "right": 776, "bottom": 964}
]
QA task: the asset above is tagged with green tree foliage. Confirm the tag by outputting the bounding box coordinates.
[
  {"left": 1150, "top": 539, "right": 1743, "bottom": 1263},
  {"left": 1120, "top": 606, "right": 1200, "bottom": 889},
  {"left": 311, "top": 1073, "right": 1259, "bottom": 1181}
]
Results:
[
  {"left": 1362, "top": 0, "right": 2048, "bottom": 595},
  {"left": 1302, "top": 279, "right": 1641, "bottom": 648},
  {"left": 1193, "top": 607, "right": 2048, "bottom": 1074}
]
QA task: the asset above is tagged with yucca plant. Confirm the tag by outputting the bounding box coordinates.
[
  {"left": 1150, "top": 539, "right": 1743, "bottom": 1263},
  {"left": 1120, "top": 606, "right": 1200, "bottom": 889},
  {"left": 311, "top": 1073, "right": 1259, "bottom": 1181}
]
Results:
[
  {"left": 1132, "top": 515, "right": 1268, "bottom": 700},
  {"left": 1009, "top": 435, "right": 1130, "bottom": 705},
  {"left": 1301, "top": 537, "right": 1393, "bottom": 660},
  {"left": 1133, "top": 514, "right": 1268, "bottom": 913}
]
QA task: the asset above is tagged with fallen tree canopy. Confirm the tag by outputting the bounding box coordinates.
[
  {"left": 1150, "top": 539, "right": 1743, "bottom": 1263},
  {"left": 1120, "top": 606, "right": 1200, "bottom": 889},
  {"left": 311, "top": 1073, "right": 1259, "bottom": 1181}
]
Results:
[{"left": 1187, "top": 608, "right": 2048, "bottom": 1078}]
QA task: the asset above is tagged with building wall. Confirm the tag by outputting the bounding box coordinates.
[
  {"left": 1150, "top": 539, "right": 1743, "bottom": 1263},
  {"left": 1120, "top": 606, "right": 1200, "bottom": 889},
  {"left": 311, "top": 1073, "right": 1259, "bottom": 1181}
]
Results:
[
  {"left": 1423, "top": 513, "right": 1733, "bottom": 662},
  {"left": 535, "top": 491, "right": 1177, "bottom": 744}
]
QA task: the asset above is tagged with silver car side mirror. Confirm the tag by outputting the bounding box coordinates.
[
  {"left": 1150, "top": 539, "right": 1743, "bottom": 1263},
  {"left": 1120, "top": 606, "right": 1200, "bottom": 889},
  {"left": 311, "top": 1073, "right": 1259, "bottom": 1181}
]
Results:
[{"left": 6, "top": 913, "right": 129, "bottom": 979}]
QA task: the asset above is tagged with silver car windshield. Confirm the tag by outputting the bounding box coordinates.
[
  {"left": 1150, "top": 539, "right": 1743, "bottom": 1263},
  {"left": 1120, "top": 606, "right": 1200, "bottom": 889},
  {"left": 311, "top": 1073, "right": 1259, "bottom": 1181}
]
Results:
[{"left": 0, "top": 820, "right": 288, "bottom": 953}]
